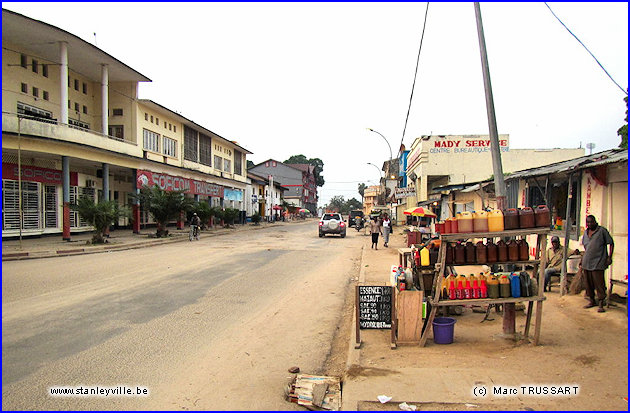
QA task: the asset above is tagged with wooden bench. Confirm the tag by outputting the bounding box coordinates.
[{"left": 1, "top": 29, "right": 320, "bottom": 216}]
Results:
[{"left": 607, "top": 278, "right": 628, "bottom": 309}]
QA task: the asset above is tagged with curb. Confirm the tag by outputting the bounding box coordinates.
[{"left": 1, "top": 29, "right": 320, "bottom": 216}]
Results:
[{"left": 2, "top": 222, "right": 289, "bottom": 262}]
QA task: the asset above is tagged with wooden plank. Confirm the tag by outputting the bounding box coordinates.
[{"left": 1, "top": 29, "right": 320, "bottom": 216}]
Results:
[
  {"left": 419, "top": 305, "right": 438, "bottom": 347},
  {"left": 450, "top": 260, "right": 540, "bottom": 266},
  {"left": 354, "top": 285, "right": 361, "bottom": 349},
  {"left": 433, "top": 296, "right": 545, "bottom": 306},
  {"left": 312, "top": 383, "right": 328, "bottom": 407},
  {"left": 537, "top": 234, "right": 547, "bottom": 298},
  {"left": 391, "top": 286, "right": 397, "bottom": 349},
  {"left": 396, "top": 290, "right": 423, "bottom": 343},
  {"left": 524, "top": 301, "right": 534, "bottom": 338},
  {"left": 440, "top": 227, "right": 551, "bottom": 241},
  {"left": 534, "top": 299, "right": 543, "bottom": 345},
  {"left": 533, "top": 234, "right": 547, "bottom": 346}
]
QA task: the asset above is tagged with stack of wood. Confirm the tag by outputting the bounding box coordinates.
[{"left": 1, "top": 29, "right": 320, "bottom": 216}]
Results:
[{"left": 285, "top": 374, "right": 341, "bottom": 411}]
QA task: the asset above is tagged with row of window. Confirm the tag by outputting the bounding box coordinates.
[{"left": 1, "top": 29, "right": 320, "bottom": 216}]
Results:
[
  {"left": 21, "top": 82, "right": 49, "bottom": 101},
  {"left": 21, "top": 54, "right": 88, "bottom": 94},
  {"left": 20, "top": 81, "right": 89, "bottom": 116},
  {"left": 143, "top": 129, "right": 177, "bottom": 158},
  {"left": 67, "top": 100, "right": 88, "bottom": 114},
  {"left": 214, "top": 155, "right": 231, "bottom": 173},
  {"left": 144, "top": 113, "right": 177, "bottom": 133},
  {"left": 20, "top": 54, "right": 49, "bottom": 78},
  {"left": 68, "top": 77, "right": 88, "bottom": 94}
]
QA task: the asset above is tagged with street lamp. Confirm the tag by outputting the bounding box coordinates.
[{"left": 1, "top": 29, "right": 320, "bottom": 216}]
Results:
[
  {"left": 367, "top": 128, "right": 393, "bottom": 161},
  {"left": 366, "top": 162, "right": 383, "bottom": 180}
]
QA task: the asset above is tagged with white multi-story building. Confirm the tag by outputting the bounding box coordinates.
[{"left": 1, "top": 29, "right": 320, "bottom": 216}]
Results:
[{"left": 2, "top": 9, "right": 252, "bottom": 238}]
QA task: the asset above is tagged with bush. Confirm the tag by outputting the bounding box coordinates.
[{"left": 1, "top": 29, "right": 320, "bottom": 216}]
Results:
[
  {"left": 190, "top": 202, "right": 212, "bottom": 229},
  {"left": 223, "top": 208, "right": 240, "bottom": 227},
  {"left": 131, "top": 185, "right": 193, "bottom": 237},
  {"left": 251, "top": 214, "right": 262, "bottom": 225},
  {"left": 71, "top": 197, "right": 130, "bottom": 244}
]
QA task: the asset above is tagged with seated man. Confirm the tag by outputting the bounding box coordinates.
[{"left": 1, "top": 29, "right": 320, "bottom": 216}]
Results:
[{"left": 544, "top": 236, "right": 564, "bottom": 292}]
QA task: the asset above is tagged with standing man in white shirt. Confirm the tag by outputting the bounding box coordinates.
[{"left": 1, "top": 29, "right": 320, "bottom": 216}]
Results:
[{"left": 382, "top": 213, "right": 392, "bottom": 248}]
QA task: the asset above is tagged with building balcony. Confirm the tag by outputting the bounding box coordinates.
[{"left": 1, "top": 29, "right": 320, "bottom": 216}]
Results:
[{"left": 2, "top": 111, "right": 141, "bottom": 158}]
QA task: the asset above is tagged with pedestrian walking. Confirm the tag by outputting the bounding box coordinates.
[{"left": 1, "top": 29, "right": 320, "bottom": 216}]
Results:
[
  {"left": 369, "top": 216, "right": 382, "bottom": 250},
  {"left": 382, "top": 213, "right": 392, "bottom": 248},
  {"left": 580, "top": 215, "right": 614, "bottom": 313}
]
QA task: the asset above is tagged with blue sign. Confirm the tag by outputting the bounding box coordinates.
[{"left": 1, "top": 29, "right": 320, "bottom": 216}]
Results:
[{"left": 224, "top": 188, "right": 243, "bottom": 201}]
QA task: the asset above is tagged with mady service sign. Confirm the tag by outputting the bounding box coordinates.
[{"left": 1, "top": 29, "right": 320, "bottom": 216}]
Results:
[{"left": 430, "top": 136, "right": 510, "bottom": 154}]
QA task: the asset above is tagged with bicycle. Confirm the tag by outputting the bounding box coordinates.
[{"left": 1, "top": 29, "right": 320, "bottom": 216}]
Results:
[{"left": 189, "top": 225, "right": 200, "bottom": 241}]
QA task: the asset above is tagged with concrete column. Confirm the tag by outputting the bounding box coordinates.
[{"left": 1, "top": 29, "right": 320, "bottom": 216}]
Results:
[
  {"left": 101, "top": 64, "right": 109, "bottom": 135},
  {"left": 62, "top": 156, "right": 71, "bottom": 240},
  {"left": 132, "top": 169, "right": 140, "bottom": 234},
  {"left": 59, "top": 42, "right": 68, "bottom": 124},
  {"left": 102, "top": 163, "right": 110, "bottom": 201}
]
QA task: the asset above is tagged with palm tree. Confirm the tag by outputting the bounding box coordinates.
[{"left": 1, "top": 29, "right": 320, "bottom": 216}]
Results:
[
  {"left": 223, "top": 208, "right": 240, "bottom": 227},
  {"left": 358, "top": 183, "right": 367, "bottom": 204},
  {"left": 132, "top": 185, "right": 193, "bottom": 237},
  {"left": 190, "top": 201, "right": 212, "bottom": 229},
  {"left": 71, "top": 197, "right": 129, "bottom": 244}
]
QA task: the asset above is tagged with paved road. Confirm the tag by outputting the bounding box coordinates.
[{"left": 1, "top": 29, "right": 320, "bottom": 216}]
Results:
[{"left": 2, "top": 221, "right": 363, "bottom": 410}]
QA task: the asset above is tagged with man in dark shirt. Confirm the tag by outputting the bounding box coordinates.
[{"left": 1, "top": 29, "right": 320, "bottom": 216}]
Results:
[{"left": 580, "top": 215, "right": 615, "bottom": 313}]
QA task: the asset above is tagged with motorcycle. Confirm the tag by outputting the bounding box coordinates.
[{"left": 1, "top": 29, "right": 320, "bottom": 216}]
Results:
[{"left": 355, "top": 217, "right": 364, "bottom": 232}]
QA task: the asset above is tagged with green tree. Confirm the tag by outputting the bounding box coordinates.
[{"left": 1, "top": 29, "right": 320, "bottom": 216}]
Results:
[
  {"left": 284, "top": 154, "right": 325, "bottom": 187},
  {"left": 223, "top": 208, "right": 240, "bottom": 227},
  {"left": 209, "top": 206, "right": 224, "bottom": 225},
  {"left": 357, "top": 183, "right": 367, "bottom": 203},
  {"left": 327, "top": 195, "right": 345, "bottom": 212},
  {"left": 71, "top": 197, "right": 129, "bottom": 244},
  {"left": 344, "top": 197, "right": 363, "bottom": 212},
  {"left": 132, "top": 185, "right": 193, "bottom": 238},
  {"left": 190, "top": 202, "right": 212, "bottom": 229},
  {"left": 618, "top": 94, "right": 628, "bottom": 149}
]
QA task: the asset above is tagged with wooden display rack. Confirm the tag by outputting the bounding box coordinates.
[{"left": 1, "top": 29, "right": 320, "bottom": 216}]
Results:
[{"left": 419, "top": 227, "right": 550, "bottom": 347}]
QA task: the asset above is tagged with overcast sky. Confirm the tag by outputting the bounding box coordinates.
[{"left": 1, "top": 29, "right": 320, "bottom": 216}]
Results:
[{"left": 4, "top": 2, "right": 628, "bottom": 206}]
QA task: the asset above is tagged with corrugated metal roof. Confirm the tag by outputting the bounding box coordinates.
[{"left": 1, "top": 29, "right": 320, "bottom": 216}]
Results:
[{"left": 505, "top": 149, "right": 627, "bottom": 180}]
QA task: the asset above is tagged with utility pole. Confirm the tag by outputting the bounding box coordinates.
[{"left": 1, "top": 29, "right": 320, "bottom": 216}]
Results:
[
  {"left": 474, "top": 2, "right": 514, "bottom": 335},
  {"left": 474, "top": 2, "right": 506, "bottom": 211}
]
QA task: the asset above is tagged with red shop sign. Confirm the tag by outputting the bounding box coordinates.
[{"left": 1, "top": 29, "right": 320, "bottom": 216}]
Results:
[
  {"left": 2, "top": 163, "right": 78, "bottom": 186},
  {"left": 136, "top": 170, "right": 223, "bottom": 197}
]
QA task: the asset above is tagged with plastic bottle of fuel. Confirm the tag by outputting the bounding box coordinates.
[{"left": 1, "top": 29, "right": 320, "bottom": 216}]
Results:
[
  {"left": 456, "top": 280, "right": 464, "bottom": 300},
  {"left": 480, "top": 277, "right": 488, "bottom": 299},
  {"left": 471, "top": 273, "right": 480, "bottom": 299},
  {"left": 441, "top": 277, "right": 449, "bottom": 298},
  {"left": 487, "top": 273, "right": 500, "bottom": 299},
  {"left": 448, "top": 279, "right": 456, "bottom": 300},
  {"left": 464, "top": 278, "right": 472, "bottom": 299},
  {"left": 499, "top": 274, "right": 512, "bottom": 298}
]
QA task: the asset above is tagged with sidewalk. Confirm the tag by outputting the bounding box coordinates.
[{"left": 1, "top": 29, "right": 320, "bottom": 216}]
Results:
[
  {"left": 342, "top": 228, "right": 628, "bottom": 411},
  {"left": 1, "top": 220, "right": 293, "bottom": 261}
]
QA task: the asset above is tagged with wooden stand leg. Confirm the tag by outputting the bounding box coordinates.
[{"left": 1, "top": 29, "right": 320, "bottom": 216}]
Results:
[
  {"left": 533, "top": 300, "right": 543, "bottom": 345},
  {"left": 502, "top": 303, "right": 516, "bottom": 335},
  {"left": 355, "top": 286, "right": 361, "bottom": 349},
  {"left": 419, "top": 305, "right": 438, "bottom": 347},
  {"left": 524, "top": 301, "right": 534, "bottom": 339},
  {"left": 391, "top": 287, "right": 397, "bottom": 349}
]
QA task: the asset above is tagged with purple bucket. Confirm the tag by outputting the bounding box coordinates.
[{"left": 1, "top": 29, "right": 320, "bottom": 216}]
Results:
[{"left": 432, "top": 317, "right": 456, "bottom": 344}]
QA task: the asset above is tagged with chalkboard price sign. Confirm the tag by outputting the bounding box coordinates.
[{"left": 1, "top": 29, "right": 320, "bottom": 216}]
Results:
[{"left": 358, "top": 285, "right": 393, "bottom": 329}]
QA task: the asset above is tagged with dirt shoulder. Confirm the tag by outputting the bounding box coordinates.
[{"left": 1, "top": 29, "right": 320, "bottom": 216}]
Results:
[{"left": 337, "top": 228, "right": 628, "bottom": 411}]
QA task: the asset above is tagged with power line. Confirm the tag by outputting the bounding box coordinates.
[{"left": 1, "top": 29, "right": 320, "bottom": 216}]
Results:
[
  {"left": 400, "top": 2, "right": 430, "bottom": 151},
  {"left": 544, "top": 2, "right": 627, "bottom": 96}
]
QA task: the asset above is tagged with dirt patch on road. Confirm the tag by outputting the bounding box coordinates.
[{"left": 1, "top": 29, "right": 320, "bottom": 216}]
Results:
[{"left": 346, "top": 365, "right": 399, "bottom": 378}]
